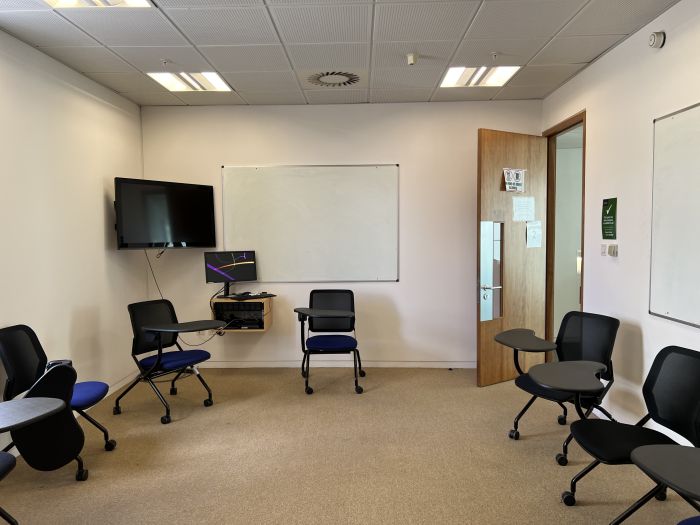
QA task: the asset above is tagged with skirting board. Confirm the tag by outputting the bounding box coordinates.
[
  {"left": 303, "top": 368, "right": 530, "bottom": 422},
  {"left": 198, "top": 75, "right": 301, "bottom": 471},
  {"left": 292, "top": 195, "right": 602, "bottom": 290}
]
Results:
[{"left": 201, "top": 361, "right": 476, "bottom": 369}]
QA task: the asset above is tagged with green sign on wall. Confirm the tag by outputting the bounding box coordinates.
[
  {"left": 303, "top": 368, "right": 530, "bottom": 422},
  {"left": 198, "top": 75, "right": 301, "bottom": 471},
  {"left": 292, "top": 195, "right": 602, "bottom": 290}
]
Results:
[{"left": 602, "top": 198, "right": 617, "bottom": 240}]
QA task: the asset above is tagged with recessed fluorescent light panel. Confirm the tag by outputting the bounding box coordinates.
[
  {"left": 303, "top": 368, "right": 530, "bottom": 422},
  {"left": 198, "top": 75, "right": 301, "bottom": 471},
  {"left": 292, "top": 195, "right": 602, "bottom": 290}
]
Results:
[
  {"left": 440, "top": 66, "right": 520, "bottom": 88},
  {"left": 44, "top": 0, "right": 151, "bottom": 7},
  {"left": 147, "top": 72, "right": 232, "bottom": 92}
]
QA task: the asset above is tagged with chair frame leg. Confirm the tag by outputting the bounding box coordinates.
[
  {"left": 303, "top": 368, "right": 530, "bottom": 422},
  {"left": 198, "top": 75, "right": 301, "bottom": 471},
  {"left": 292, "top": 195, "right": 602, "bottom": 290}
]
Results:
[
  {"left": 556, "top": 401, "right": 568, "bottom": 422},
  {"left": 170, "top": 370, "right": 184, "bottom": 393},
  {"left": 512, "top": 395, "right": 537, "bottom": 434},
  {"left": 0, "top": 505, "right": 18, "bottom": 525},
  {"left": 301, "top": 353, "right": 308, "bottom": 378},
  {"left": 352, "top": 350, "right": 362, "bottom": 393},
  {"left": 77, "top": 409, "right": 113, "bottom": 447},
  {"left": 146, "top": 378, "right": 170, "bottom": 421},
  {"left": 1, "top": 443, "right": 13, "bottom": 453},
  {"left": 304, "top": 352, "right": 312, "bottom": 393},
  {"left": 192, "top": 366, "right": 213, "bottom": 404},
  {"left": 592, "top": 404, "right": 617, "bottom": 422},
  {"left": 356, "top": 351, "right": 365, "bottom": 376},
  {"left": 113, "top": 374, "right": 142, "bottom": 413},
  {"left": 558, "top": 405, "right": 594, "bottom": 463},
  {"left": 609, "top": 483, "right": 666, "bottom": 525},
  {"left": 569, "top": 459, "right": 600, "bottom": 497}
]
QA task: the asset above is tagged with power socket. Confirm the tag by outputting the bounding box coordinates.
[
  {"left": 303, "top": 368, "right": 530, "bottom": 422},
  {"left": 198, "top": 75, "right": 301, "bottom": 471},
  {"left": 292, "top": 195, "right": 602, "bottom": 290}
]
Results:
[{"left": 607, "top": 244, "right": 619, "bottom": 257}]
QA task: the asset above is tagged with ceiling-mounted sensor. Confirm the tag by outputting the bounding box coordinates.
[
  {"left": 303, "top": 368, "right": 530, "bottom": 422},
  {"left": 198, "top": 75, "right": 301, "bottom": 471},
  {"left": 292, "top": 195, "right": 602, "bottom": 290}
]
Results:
[
  {"left": 407, "top": 53, "right": 417, "bottom": 66},
  {"left": 649, "top": 31, "right": 666, "bottom": 49}
]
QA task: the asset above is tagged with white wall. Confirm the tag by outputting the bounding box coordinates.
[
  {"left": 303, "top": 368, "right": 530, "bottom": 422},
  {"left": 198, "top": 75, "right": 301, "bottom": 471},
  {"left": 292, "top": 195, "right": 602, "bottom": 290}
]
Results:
[
  {"left": 543, "top": 0, "right": 700, "bottom": 430},
  {"left": 141, "top": 101, "right": 542, "bottom": 367},
  {"left": 0, "top": 30, "right": 145, "bottom": 390}
]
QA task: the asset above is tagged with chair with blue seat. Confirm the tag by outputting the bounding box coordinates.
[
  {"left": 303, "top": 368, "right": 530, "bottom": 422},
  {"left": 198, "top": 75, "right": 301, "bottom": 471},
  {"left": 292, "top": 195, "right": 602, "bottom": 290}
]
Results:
[
  {"left": 114, "top": 299, "right": 213, "bottom": 424},
  {"left": 0, "top": 324, "right": 115, "bottom": 451},
  {"left": 297, "top": 289, "right": 365, "bottom": 395}
]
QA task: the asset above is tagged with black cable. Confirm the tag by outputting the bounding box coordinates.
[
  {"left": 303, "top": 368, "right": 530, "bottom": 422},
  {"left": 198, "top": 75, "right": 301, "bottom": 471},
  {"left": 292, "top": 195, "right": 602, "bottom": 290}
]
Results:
[{"left": 144, "top": 249, "right": 164, "bottom": 299}]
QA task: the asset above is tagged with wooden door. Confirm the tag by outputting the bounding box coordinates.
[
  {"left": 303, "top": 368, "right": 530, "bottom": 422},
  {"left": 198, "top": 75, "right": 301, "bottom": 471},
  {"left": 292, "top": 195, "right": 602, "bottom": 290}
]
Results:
[{"left": 477, "top": 129, "right": 548, "bottom": 386}]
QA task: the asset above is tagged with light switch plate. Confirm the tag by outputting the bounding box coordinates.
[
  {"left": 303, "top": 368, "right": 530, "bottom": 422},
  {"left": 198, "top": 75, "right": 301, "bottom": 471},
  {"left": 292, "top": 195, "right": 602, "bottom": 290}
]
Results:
[{"left": 601, "top": 244, "right": 607, "bottom": 256}]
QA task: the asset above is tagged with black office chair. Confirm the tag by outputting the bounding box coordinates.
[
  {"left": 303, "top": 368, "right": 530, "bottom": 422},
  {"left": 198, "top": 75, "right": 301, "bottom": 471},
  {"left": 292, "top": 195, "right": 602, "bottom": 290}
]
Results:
[
  {"left": 0, "top": 324, "right": 115, "bottom": 451},
  {"left": 560, "top": 346, "right": 700, "bottom": 523},
  {"left": 9, "top": 364, "right": 88, "bottom": 481},
  {"left": 115, "top": 299, "right": 213, "bottom": 424},
  {"left": 298, "top": 289, "right": 365, "bottom": 395}
]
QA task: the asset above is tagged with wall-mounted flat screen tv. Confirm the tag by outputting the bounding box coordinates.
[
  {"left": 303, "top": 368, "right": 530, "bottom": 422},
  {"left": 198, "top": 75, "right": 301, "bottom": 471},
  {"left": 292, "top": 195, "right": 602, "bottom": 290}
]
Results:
[{"left": 115, "top": 177, "right": 216, "bottom": 249}]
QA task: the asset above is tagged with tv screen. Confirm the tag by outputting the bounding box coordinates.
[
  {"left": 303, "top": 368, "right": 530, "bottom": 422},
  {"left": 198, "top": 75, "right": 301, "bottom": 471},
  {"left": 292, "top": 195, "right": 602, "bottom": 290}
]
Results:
[
  {"left": 115, "top": 178, "right": 216, "bottom": 249},
  {"left": 204, "top": 251, "right": 257, "bottom": 283}
]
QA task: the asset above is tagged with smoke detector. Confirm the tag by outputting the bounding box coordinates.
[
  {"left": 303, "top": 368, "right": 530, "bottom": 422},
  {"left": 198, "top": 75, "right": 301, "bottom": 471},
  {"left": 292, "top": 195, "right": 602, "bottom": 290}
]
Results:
[{"left": 307, "top": 71, "right": 361, "bottom": 88}]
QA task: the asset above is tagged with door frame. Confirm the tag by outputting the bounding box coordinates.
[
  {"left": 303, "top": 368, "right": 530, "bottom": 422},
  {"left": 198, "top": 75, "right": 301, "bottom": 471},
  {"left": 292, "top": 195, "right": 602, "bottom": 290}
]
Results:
[{"left": 542, "top": 110, "right": 587, "bottom": 341}]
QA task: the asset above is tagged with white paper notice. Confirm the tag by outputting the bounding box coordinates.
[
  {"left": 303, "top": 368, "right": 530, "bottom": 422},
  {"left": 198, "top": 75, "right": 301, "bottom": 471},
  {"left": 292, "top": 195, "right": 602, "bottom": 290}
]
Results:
[
  {"left": 526, "top": 220, "right": 542, "bottom": 248},
  {"left": 513, "top": 196, "right": 535, "bottom": 222}
]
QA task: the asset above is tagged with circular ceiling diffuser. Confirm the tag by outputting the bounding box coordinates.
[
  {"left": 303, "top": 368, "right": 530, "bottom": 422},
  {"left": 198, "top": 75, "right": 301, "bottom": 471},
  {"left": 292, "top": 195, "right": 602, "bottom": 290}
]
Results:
[{"left": 307, "top": 71, "right": 360, "bottom": 88}]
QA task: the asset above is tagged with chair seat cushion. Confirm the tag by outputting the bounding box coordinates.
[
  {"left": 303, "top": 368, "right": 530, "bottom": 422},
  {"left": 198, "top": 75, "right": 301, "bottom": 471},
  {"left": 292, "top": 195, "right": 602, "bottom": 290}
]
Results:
[
  {"left": 571, "top": 419, "right": 677, "bottom": 464},
  {"left": 678, "top": 517, "right": 700, "bottom": 525},
  {"left": 306, "top": 335, "right": 357, "bottom": 351},
  {"left": 70, "top": 381, "right": 109, "bottom": 410},
  {"left": 139, "top": 349, "right": 211, "bottom": 372},
  {"left": 0, "top": 451, "right": 16, "bottom": 481},
  {"left": 515, "top": 373, "right": 575, "bottom": 402}
]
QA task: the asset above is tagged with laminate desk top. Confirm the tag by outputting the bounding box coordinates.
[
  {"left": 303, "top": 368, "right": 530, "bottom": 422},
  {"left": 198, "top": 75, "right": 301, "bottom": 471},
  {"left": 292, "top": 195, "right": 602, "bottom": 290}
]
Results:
[
  {"left": 0, "top": 398, "right": 65, "bottom": 432},
  {"left": 142, "top": 320, "right": 226, "bottom": 334},
  {"left": 632, "top": 445, "right": 700, "bottom": 501},
  {"left": 528, "top": 360, "right": 606, "bottom": 394},
  {"left": 294, "top": 308, "right": 355, "bottom": 318},
  {"left": 494, "top": 329, "right": 557, "bottom": 352}
]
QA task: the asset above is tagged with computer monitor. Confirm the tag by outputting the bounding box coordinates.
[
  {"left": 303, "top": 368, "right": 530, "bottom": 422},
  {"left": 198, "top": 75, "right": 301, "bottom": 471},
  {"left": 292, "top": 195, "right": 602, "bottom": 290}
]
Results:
[{"left": 204, "top": 251, "right": 257, "bottom": 294}]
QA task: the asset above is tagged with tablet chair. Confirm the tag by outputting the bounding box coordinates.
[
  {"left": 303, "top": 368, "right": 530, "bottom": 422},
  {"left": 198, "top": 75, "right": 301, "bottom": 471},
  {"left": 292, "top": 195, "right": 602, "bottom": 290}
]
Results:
[
  {"left": 115, "top": 299, "right": 213, "bottom": 424},
  {"left": 0, "top": 324, "right": 115, "bottom": 451},
  {"left": 298, "top": 289, "right": 365, "bottom": 395},
  {"left": 561, "top": 346, "right": 700, "bottom": 525},
  {"left": 509, "top": 312, "right": 619, "bottom": 462}
]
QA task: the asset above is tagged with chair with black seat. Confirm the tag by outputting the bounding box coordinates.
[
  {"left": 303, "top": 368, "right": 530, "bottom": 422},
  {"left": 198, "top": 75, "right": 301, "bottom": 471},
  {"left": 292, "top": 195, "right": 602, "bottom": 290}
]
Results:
[
  {"left": 298, "top": 289, "right": 365, "bottom": 395},
  {"left": 115, "top": 299, "right": 214, "bottom": 424},
  {"left": 509, "top": 311, "right": 619, "bottom": 461},
  {"left": 560, "top": 346, "right": 700, "bottom": 523},
  {"left": 0, "top": 324, "right": 115, "bottom": 451},
  {"left": 0, "top": 452, "right": 18, "bottom": 525}
]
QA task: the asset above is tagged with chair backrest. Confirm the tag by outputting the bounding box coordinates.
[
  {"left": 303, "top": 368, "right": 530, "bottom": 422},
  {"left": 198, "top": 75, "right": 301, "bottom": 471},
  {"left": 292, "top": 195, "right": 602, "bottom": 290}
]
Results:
[
  {"left": 308, "top": 290, "right": 355, "bottom": 333},
  {"left": 555, "top": 311, "right": 620, "bottom": 381},
  {"left": 0, "top": 325, "right": 47, "bottom": 400},
  {"left": 128, "top": 299, "right": 179, "bottom": 356},
  {"left": 643, "top": 346, "right": 700, "bottom": 446},
  {"left": 11, "top": 364, "right": 85, "bottom": 471}
]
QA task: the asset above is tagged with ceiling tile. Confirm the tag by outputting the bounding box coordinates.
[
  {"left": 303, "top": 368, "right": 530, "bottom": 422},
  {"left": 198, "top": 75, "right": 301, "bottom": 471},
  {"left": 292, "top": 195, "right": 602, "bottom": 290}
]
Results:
[
  {"left": 0, "top": 0, "right": 51, "bottom": 10},
  {"left": 121, "top": 92, "right": 187, "bottom": 106},
  {"left": 286, "top": 43, "right": 369, "bottom": 69},
  {"left": 468, "top": 0, "right": 587, "bottom": 39},
  {"left": 0, "top": 11, "right": 96, "bottom": 46},
  {"left": 238, "top": 90, "right": 306, "bottom": 105},
  {"left": 267, "top": 0, "right": 369, "bottom": 4},
  {"left": 111, "top": 46, "right": 210, "bottom": 72},
  {"left": 222, "top": 70, "right": 299, "bottom": 91},
  {"left": 431, "top": 86, "right": 500, "bottom": 101},
  {"left": 371, "top": 68, "right": 444, "bottom": 90},
  {"left": 508, "top": 63, "right": 586, "bottom": 86},
  {"left": 531, "top": 34, "right": 625, "bottom": 65},
  {"left": 561, "top": 0, "right": 680, "bottom": 36},
  {"left": 304, "top": 89, "right": 368, "bottom": 104},
  {"left": 270, "top": 4, "right": 371, "bottom": 44},
  {"left": 296, "top": 69, "right": 369, "bottom": 90},
  {"left": 164, "top": 7, "right": 279, "bottom": 45},
  {"left": 174, "top": 91, "right": 246, "bottom": 105},
  {"left": 39, "top": 46, "right": 135, "bottom": 73},
  {"left": 58, "top": 8, "right": 187, "bottom": 46},
  {"left": 452, "top": 37, "right": 548, "bottom": 66},
  {"left": 494, "top": 84, "right": 556, "bottom": 100},
  {"left": 373, "top": 41, "right": 455, "bottom": 69},
  {"left": 85, "top": 72, "right": 165, "bottom": 93},
  {"left": 374, "top": 2, "right": 480, "bottom": 42},
  {"left": 199, "top": 45, "right": 290, "bottom": 72},
  {"left": 157, "top": 0, "right": 263, "bottom": 6},
  {"left": 370, "top": 88, "right": 433, "bottom": 103}
]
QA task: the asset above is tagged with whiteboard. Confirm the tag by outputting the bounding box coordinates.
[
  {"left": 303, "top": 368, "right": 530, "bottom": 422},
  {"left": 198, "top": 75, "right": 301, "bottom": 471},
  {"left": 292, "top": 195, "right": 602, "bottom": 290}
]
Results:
[
  {"left": 222, "top": 165, "right": 399, "bottom": 282},
  {"left": 649, "top": 103, "right": 700, "bottom": 327}
]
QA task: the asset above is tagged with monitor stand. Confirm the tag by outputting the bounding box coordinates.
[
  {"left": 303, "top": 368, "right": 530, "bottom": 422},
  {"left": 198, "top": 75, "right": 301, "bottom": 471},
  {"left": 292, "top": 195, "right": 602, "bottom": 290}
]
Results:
[{"left": 223, "top": 281, "right": 231, "bottom": 296}]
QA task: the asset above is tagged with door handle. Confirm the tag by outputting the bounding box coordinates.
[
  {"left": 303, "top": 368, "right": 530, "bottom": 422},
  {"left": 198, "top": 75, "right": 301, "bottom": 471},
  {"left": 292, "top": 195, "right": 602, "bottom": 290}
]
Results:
[{"left": 480, "top": 285, "right": 502, "bottom": 290}]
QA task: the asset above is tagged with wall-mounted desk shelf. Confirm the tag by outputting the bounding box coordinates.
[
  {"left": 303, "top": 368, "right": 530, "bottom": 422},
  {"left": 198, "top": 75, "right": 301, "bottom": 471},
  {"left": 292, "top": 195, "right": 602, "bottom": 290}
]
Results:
[{"left": 212, "top": 296, "right": 273, "bottom": 332}]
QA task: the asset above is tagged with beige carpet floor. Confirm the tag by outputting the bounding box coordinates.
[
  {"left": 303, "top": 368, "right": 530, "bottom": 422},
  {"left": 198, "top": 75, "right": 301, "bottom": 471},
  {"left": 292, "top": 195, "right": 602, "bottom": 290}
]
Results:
[{"left": 1, "top": 368, "right": 693, "bottom": 524}]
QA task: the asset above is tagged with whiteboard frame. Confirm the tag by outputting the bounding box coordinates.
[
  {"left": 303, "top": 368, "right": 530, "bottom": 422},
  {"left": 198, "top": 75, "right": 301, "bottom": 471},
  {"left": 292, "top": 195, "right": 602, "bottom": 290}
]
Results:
[
  {"left": 221, "top": 164, "right": 400, "bottom": 283},
  {"left": 648, "top": 101, "right": 700, "bottom": 328}
]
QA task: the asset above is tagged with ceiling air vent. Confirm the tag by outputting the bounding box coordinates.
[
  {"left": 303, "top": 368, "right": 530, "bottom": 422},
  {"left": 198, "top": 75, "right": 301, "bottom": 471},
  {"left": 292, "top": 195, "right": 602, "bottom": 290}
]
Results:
[{"left": 307, "top": 71, "right": 360, "bottom": 88}]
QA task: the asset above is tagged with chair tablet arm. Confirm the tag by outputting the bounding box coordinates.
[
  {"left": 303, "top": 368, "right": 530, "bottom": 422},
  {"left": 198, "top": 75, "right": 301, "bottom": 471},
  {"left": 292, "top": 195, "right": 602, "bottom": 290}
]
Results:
[
  {"left": 297, "top": 312, "right": 308, "bottom": 322},
  {"left": 46, "top": 359, "right": 72, "bottom": 371}
]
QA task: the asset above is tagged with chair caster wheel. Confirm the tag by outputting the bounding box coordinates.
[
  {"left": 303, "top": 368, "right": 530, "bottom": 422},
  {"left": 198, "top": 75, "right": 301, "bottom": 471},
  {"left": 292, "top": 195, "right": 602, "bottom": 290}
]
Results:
[
  {"left": 305, "top": 387, "right": 313, "bottom": 395},
  {"left": 556, "top": 453, "right": 568, "bottom": 466},
  {"left": 76, "top": 469, "right": 89, "bottom": 482},
  {"left": 113, "top": 406, "right": 121, "bottom": 415},
  {"left": 203, "top": 399, "right": 213, "bottom": 407},
  {"left": 355, "top": 386, "right": 363, "bottom": 394},
  {"left": 508, "top": 429, "right": 520, "bottom": 440},
  {"left": 161, "top": 415, "right": 171, "bottom": 424},
  {"left": 655, "top": 490, "right": 667, "bottom": 501},
  {"left": 359, "top": 370, "right": 366, "bottom": 377},
  {"left": 170, "top": 387, "right": 177, "bottom": 395},
  {"left": 557, "top": 415, "right": 567, "bottom": 425},
  {"left": 561, "top": 491, "right": 576, "bottom": 506},
  {"left": 104, "top": 439, "right": 117, "bottom": 451}
]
